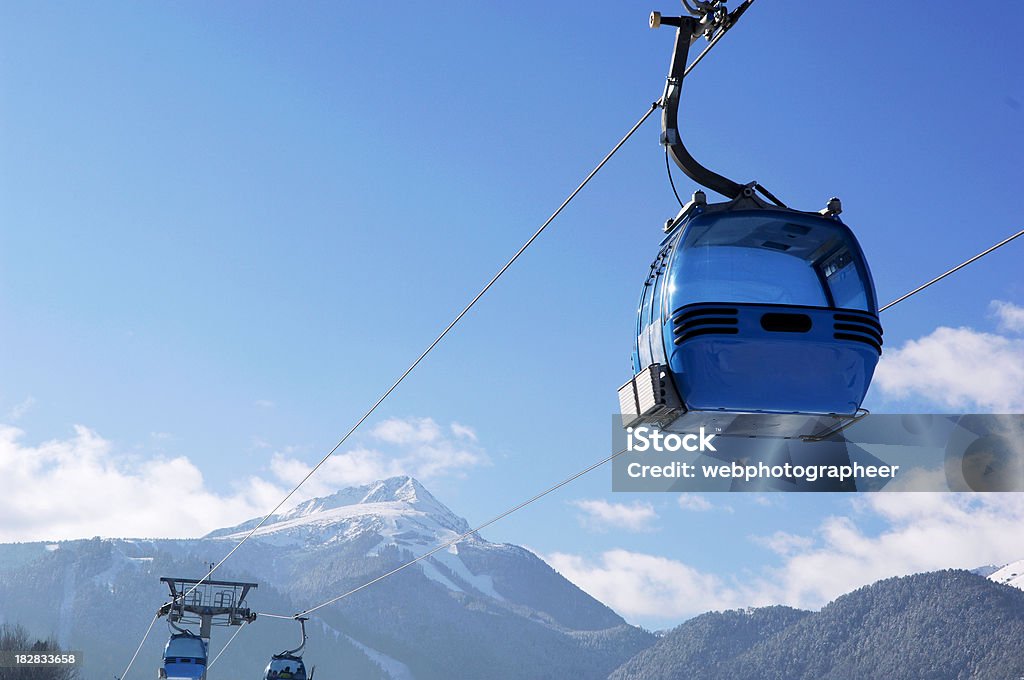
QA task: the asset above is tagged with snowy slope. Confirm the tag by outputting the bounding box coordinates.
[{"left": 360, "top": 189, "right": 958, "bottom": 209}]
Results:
[
  {"left": 989, "top": 559, "right": 1024, "bottom": 590},
  {"left": 209, "top": 477, "right": 469, "bottom": 541},
  {"left": 206, "top": 476, "right": 504, "bottom": 600},
  {"left": 0, "top": 476, "right": 652, "bottom": 680}
]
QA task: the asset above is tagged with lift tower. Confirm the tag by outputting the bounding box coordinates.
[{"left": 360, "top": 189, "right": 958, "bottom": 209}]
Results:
[{"left": 158, "top": 577, "right": 258, "bottom": 639}]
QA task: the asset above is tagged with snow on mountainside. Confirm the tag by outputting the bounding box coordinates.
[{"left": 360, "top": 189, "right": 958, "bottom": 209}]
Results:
[
  {"left": 208, "top": 476, "right": 468, "bottom": 540},
  {"left": 206, "top": 476, "right": 504, "bottom": 600},
  {"left": 0, "top": 476, "right": 651, "bottom": 680},
  {"left": 989, "top": 559, "right": 1024, "bottom": 590}
]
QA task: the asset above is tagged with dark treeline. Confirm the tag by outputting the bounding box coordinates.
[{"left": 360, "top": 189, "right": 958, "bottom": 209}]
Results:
[{"left": 609, "top": 571, "right": 1024, "bottom": 680}]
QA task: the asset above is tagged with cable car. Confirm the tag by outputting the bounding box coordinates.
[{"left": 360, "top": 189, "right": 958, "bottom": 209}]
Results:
[
  {"left": 264, "top": 617, "right": 313, "bottom": 680},
  {"left": 620, "top": 4, "right": 882, "bottom": 427},
  {"left": 264, "top": 655, "right": 308, "bottom": 680},
  {"left": 160, "top": 631, "right": 208, "bottom": 680},
  {"left": 629, "top": 194, "right": 882, "bottom": 417}
]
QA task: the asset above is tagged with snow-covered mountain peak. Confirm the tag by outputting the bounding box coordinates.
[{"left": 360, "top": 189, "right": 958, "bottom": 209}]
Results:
[
  {"left": 278, "top": 476, "right": 459, "bottom": 524},
  {"left": 203, "top": 476, "right": 512, "bottom": 602},
  {"left": 360, "top": 476, "right": 428, "bottom": 504},
  {"left": 205, "top": 476, "right": 471, "bottom": 546}
]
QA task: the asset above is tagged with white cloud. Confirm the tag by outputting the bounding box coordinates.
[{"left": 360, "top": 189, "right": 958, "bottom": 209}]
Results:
[
  {"left": 270, "top": 417, "right": 488, "bottom": 494},
  {"left": 570, "top": 499, "right": 658, "bottom": 533},
  {"left": 5, "top": 397, "right": 36, "bottom": 422},
  {"left": 768, "top": 494, "right": 1024, "bottom": 607},
  {"left": 0, "top": 416, "right": 487, "bottom": 542},
  {"left": 254, "top": 399, "right": 275, "bottom": 409},
  {"left": 450, "top": 422, "right": 478, "bottom": 441},
  {"left": 547, "top": 550, "right": 740, "bottom": 620},
  {"left": 751, "top": 530, "right": 814, "bottom": 556},
  {"left": 269, "top": 447, "right": 403, "bottom": 495},
  {"left": 549, "top": 494, "right": 1024, "bottom": 624},
  {"left": 0, "top": 425, "right": 280, "bottom": 542},
  {"left": 677, "top": 495, "right": 713, "bottom": 512},
  {"left": 991, "top": 300, "right": 1024, "bottom": 333},
  {"left": 873, "top": 325, "right": 1024, "bottom": 411},
  {"left": 372, "top": 417, "right": 443, "bottom": 445}
]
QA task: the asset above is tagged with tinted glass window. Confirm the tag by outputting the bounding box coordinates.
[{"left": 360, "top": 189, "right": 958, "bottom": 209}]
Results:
[
  {"left": 819, "top": 248, "right": 869, "bottom": 310},
  {"left": 165, "top": 637, "right": 206, "bottom": 659},
  {"left": 670, "top": 245, "right": 828, "bottom": 307},
  {"left": 668, "top": 212, "right": 872, "bottom": 311},
  {"left": 266, "top": 659, "right": 306, "bottom": 680}
]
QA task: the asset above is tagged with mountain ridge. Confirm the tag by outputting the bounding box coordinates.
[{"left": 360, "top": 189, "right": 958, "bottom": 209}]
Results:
[
  {"left": 0, "top": 475, "right": 653, "bottom": 680},
  {"left": 3, "top": 477, "right": 1024, "bottom": 679},
  {"left": 609, "top": 570, "right": 1024, "bottom": 680}
]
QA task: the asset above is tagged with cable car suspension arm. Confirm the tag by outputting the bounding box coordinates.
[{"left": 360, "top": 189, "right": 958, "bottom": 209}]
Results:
[
  {"left": 280, "top": 617, "right": 309, "bottom": 657},
  {"left": 652, "top": 1, "right": 783, "bottom": 204}
]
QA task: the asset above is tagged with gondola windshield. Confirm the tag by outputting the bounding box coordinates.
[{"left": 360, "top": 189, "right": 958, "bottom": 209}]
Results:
[
  {"left": 264, "top": 655, "right": 308, "bottom": 680},
  {"left": 669, "top": 211, "right": 875, "bottom": 311}
]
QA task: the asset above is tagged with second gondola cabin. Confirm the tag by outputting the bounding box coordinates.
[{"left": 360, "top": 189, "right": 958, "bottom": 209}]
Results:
[
  {"left": 160, "top": 632, "right": 207, "bottom": 680},
  {"left": 264, "top": 653, "right": 308, "bottom": 680}
]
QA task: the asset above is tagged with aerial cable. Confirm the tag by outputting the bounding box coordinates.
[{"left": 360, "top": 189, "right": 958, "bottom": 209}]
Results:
[
  {"left": 133, "top": 225, "right": 1024, "bottom": 637},
  {"left": 665, "top": 147, "right": 686, "bottom": 208},
  {"left": 113, "top": 0, "right": 1021, "bottom": 662},
  {"left": 879, "top": 228, "right": 1024, "bottom": 312},
  {"left": 179, "top": 0, "right": 757, "bottom": 602},
  {"left": 208, "top": 622, "right": 248, "bottom": 669},
  {"left": 117, "top": 612, "right": 159, "bottom": 680},
  {"left": 177, "top": 101, "right": 660, "bottom": 605},
  {"left": 258, "top": 611, "right": 298, "bottom": 620},
  {"left": 255, "top": 225, "right": 1024, "bottom": 619},
  {"left": 252, "top": 445, "right": 632, "bottom": 620},
  {"left": 683, "top": 16, "right": 733, "bottom": 74}
]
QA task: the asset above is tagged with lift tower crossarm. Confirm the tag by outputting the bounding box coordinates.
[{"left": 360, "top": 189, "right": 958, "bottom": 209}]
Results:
[{"left": 158, "top": 576, "right": 258, "bottom": 638}]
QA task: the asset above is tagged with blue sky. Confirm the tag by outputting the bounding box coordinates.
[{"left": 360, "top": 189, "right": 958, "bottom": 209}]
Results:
[{"left": 2, "top": 1, "right": 1023, "bottom": 629}]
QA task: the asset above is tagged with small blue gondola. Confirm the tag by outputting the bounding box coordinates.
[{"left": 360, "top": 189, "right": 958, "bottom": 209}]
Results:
[
  {"left": 159, "top": 632, "right": 207, "bottom": 680},
  {"left": 264, "top": 653, "right": 309, "bottom": 680},
  {"left": 264, "top": 616, "right": 313, "bottom": 680}
]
